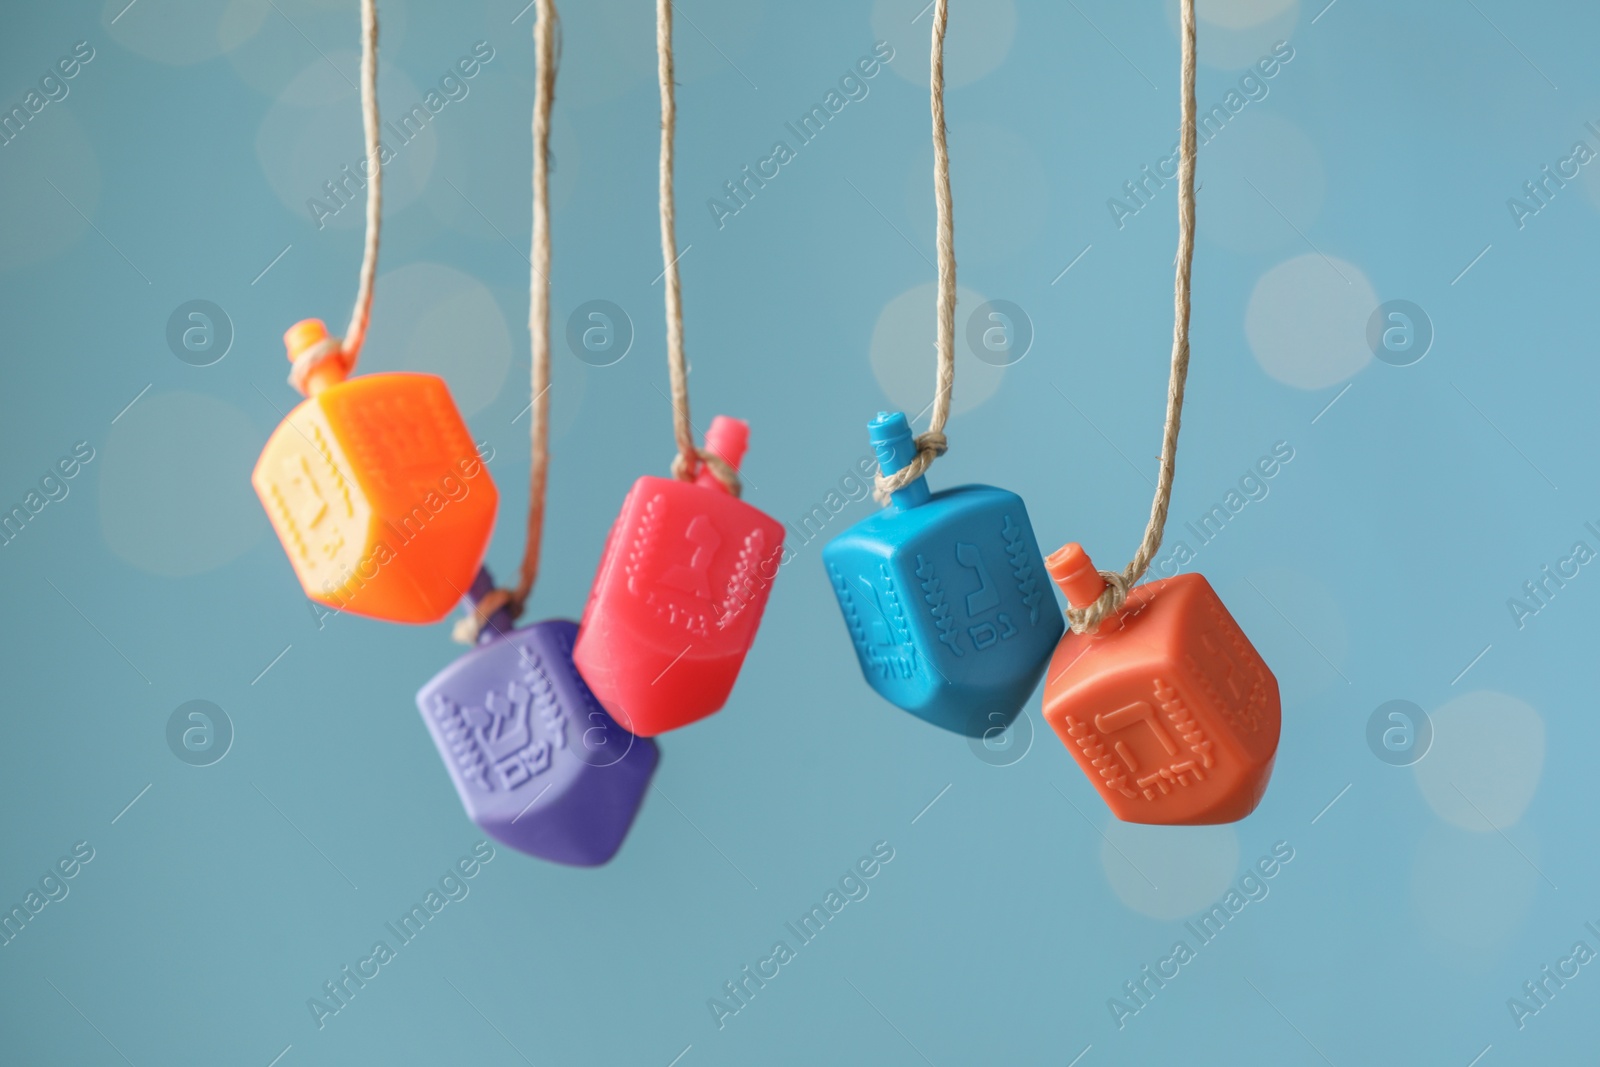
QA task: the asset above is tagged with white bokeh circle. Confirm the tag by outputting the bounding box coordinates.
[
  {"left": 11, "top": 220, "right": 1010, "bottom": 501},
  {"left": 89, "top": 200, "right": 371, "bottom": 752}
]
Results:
[
  {"left": 361, "top": 263, "right": 513, "bottom": 417},
  {"left": 256, "top": 53, "right": 435, "bottom": 228},
  {"left": 674, "top": 0, "right": 763, "bottom": 84},
  {"left": 103, "top": 0, "right": 238, "bottom": 66},
  {"left": 1412, "top": 824, "right": 1539, "bottom": 950},
  {"left": 1414, "top": 690, "right": 1544, "bottom": 831},
  {"left": 227, "top": 0, "right": 411, "bottom": 99},
  {"left": 1198, "top": 0, "right": 1297, "bottom": 30},
  {"left": 506, "top": 0, "right": 656, "bottom": 108},
  {"left": 0, "top": 108, "right": 102, "bottom": 273},
  {"left": 219, "top": 0, "right": 272, "bottom": 55},
  {"left": 431, "top": 114, "right": 581, "bottom": 241},
  {"left": 1246, "top": 253, "right": 1378, "bottom": 390},
  {"left": 1100, "top": 821, "right": 1241, "bottom": 920},
  {"left": 99, "top": 391, "right": 266, "bottom": 577},
  {"left": 1199, "top": 112, "right": 1324, "bottom": 254},
  {"left": 872, "top": 0, "right": 1016, "bottom": 89},
  {"left": 1167, "top": 0, "right": 1300, "bottom": 70},
  {"left": 870, "top": 282, "right": 1005, "bottom": 417}
]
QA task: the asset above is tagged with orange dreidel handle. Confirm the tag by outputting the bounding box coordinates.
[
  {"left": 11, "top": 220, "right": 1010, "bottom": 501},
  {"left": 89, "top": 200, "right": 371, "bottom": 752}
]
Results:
[
  {"left": 1046, "top": 542, "right": 1124, "bottom": 632},
  {"left": 1045, "top": 543, "right": 1104, "bottom": 608},
  {"left": 284, "top": 319, "right": 351, "bottom": 396}
]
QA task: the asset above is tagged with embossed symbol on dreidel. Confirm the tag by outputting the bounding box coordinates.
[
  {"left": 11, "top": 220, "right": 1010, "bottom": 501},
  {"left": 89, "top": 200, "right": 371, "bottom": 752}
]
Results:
[
  {"left": 416, "top": 569, "right": 658, "bottom": 866},
  {"left": 1040, "top": 543, "right": 1281, "bottom": 825},
  {"left": 821, "top": 411, "right": 1065, "bottom": 737},
  {"left": 252, "top": 319, "right": 497, "bottom": 623},
  {"left": 573, "top": 416, "right": 786, "bottom": 737}
]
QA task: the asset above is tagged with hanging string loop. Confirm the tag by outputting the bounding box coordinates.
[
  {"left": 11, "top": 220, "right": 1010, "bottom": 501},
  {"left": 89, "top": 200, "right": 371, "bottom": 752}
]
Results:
[
  {"left": 1065, "top": 0, "right": 1198, "bottom": 636},
  {"left": 290, "top": 0, "right": 382, "bottom": 396},
  {"left": 656, "top": 0, "right": 743, "bottom": 498},
  {"left": 454, "top": 0, "right": 560, "bottom": 644},
  {"left": 873, "top": 0, "right": 955, "bottom": 506}
]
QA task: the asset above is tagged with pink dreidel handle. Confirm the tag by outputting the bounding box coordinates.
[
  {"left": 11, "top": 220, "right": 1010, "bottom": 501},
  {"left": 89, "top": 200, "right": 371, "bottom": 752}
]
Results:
[{"left": 693, "top": 416, "right": 748, "bottom": 493}]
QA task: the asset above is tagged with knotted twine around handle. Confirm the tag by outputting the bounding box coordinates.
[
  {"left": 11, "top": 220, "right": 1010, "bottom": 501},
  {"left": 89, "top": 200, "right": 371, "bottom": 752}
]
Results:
[
  {"left": 657, "top": 0, "right": 742, "bottom": 499},
  {"left": 1065, "top": 0, "right": 1198, "bottom": 636},
  {"left": 454, "top": 0, "right": 560, "bottom": 644},
  {"left": 289, "top": 0, "right": 382, "bottom": 396},
  {"left": 873, "top": 0, "right": 955, "bottom": 506}
]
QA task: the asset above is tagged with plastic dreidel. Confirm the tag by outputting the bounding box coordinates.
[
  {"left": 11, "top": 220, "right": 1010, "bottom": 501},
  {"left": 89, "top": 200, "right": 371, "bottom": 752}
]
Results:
[
  {"left": 573, "top": 416, "right": 786, "bottom": 736},
  {"left": 416, "top": 569, "right": 659, "bottom": 866},
  {"left": 821, "top": 411, "right": 1064, "bottom": 737},
  {"left": 252, "top": 319, "right": 497, "bottom": 623},
  {"left": 1040, "top": 543, "right": 1281, "bottom": 824}
]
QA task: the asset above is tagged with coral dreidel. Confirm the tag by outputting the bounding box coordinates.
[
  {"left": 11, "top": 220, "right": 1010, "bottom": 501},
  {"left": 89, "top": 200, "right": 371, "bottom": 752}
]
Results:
[
  {"left": 417, "top": 569, "right": 659, "bottom": 866},
  {"left": 574, "top": 416, "right": 785, "bottom": 736},
  {"left": 1040, "top": 544, "right": 1280, "bottom": 824},
  {"left": 822, "top": 411, "right": 1064, "bottom": 737},
  {"left": 1035, "top": 0, "right": 1281, "bottom": 823},
  {"left": 252, "top": 319, "right": 497, "bottom": 624}
]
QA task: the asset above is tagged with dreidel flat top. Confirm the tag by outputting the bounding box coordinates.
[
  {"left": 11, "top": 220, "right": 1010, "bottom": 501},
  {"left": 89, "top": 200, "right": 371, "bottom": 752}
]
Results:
[
  {"left": 416, "top": 571, "right": 658, "bottom": 866},
  {"left": 573, "top": 416, "right": 785, "bottom": 737},
  {"left": 821, "top": 411, "right": 1064, "bottom": 738},
  {"left": 252, "top": 319, "right": 497, "bottom": 623},
  {"left": 1040, "top": 544, "right": 1280, "bottom": 825}
]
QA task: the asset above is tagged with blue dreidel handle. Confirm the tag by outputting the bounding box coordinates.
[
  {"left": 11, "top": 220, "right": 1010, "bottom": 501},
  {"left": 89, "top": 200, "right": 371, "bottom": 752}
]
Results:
[{"left": 869, "top": 411, "right": 932, "bottom": 510}]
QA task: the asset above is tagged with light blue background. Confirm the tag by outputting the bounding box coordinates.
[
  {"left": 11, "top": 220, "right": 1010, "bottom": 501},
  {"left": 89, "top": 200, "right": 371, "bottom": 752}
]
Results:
[{"left": 2, "top": 1, "right": 1596, "bottom": 1064}]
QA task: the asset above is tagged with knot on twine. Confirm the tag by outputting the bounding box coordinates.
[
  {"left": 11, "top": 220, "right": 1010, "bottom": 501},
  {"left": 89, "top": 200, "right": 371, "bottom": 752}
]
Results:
[
  {"left": 288, "top": 335, "right": 354, "bottom": 396},
  {"left": 1065, "top": 570, "right": 1130, "bottom": 635},
  {"left": 671, "top": 447, "right": 743, "bottom": 498},
  {"left": 872, "top": 431, "right": 948, "bottom": 505},
  {"left": 451, "top": 587, "right": 522, "bottom": 645}
]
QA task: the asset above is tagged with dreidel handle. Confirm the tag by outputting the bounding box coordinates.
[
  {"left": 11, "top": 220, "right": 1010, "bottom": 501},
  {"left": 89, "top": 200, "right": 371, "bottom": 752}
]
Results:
[
  {"left": 693, "top": 415, "right": 749, "bottom": 493},
  {"left": 868, "top": 411, "right": 931, "bottom": 509},
  {"left": 1047, "top": 543, "right": 1125, "bottom": 632},
  {"left": 465, "top": 567, "right": 516, "bottom": 645},
  {"left": 1046, "top": 543, "right": 1104, "bottom": 609},
  {"left": 284, "top": 318, "right": 349, "bottom": 395}
]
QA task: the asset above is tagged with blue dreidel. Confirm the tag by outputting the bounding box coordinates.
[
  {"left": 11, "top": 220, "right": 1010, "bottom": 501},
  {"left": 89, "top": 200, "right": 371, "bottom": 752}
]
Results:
[
  {"left": 821, "top": 412, "right": 1065, "bottom": 737},
  {"left": 416, "top": 569, "right": 659, "bottom": 866}
]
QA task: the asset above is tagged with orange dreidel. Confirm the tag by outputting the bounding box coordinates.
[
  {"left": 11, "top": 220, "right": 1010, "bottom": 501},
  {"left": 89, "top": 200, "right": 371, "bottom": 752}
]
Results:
[
  {"left": 1040, "top": 544, "right": 1280, "bottom": 824},
  {"left": 252, "top": 319, "right": 497, "bottom": 623}
]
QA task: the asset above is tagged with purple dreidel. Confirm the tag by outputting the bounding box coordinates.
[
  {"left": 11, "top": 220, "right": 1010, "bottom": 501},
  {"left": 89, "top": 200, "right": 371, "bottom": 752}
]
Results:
[{"left": 416, "top": 569, "right": 659, "bottom": 866}]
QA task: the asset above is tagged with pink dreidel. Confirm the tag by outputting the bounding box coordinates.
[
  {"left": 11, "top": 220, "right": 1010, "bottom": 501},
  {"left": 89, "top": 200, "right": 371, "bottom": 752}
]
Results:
[{"left": 574, "top": 416, "right": 785, "bottom": 736}]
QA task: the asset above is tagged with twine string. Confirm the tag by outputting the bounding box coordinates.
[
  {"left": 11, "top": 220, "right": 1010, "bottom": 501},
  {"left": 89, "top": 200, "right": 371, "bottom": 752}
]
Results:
[
  {"left": 658, "top": 0, "right": 742, "bottom": 497},
  {"left": 454, "top": 0, "right": 559, "bottom": 644},
  {"left": 289, "top": 0, "right": 382, "bottom": 394},
  {"left": 1065, "top": 0, "right": 1197, "bottom": 636},
  {"left": 874, "top": 0, "right": 955, "bottom": 506}
]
